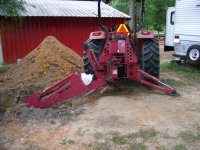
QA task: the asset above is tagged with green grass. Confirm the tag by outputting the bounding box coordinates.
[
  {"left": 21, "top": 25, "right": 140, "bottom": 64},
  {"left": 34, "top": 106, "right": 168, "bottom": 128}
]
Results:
[
  {"left": 0, "top": 64, "right": 11, "bottom": 74},
  {"left": 180, "top": 130, "right": 200, "bottom": 143},
  {"left": 180, "top": 131, "right": 195, "bottom": 143},
  {"left": 92, "top": 142, "right": 110, "bottom": 150},
  {"left": 127, "top": 128, "right": 157, "bottom": 141},
  {"left": 94, "top": 132, "right": 103, "bottom": 139},
  {"left": 83, "top": 143, "right": 93, "bottom": 148},
  {"left": 130, "top": 143, "right": 146, "bottom": 150},
  {"left": 196, "top": 132, "right": 200, "bottom": 140},
  {"left": 60, "top": 139, "right": 75, "bottom": 145},
  {"left": 159, "top": 145, "right": 169, "bottom": 150},
  {"left": 126, "top": 132, "right": 141, "bottom": 139},
  {"left": 160, "top": 78, "right": 185, "bottom": 86},
  {"left": 174, "top": 144, "right": 187, "bottom": 150},
  {"left": 160, "top": 62, "right": 200, "bottom": 81},
  {"left": 139, "top": 128, "right": 157, "bottom": 140},
  {"left": 111, "top": 134, "right": 128, "bottom": 145}
]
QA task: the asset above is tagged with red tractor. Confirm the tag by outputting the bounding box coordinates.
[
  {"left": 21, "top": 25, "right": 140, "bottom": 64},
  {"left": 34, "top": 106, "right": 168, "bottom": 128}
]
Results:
[{"left": 22, "top": 0, "right": 178, "bottom": 108}]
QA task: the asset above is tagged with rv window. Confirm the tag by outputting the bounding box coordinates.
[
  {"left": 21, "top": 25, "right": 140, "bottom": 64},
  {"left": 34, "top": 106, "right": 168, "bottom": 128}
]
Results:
[{"left": 170, "top": 11, "right": 175, "bottom": 25}]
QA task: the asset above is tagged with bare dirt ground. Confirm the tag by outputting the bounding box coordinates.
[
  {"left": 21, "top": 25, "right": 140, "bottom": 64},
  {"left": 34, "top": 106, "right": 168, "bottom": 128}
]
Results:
[{"left": 0, "top": 43, "right": 200, "bottom": 150}]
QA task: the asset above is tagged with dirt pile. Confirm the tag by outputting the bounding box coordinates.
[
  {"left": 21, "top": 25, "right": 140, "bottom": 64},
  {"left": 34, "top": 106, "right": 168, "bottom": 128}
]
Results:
[{"left": 3, "top": 36, "right": 83, "bottom": 88}]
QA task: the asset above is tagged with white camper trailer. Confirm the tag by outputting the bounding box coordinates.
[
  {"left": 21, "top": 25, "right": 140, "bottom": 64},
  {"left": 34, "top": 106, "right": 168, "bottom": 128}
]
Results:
[{"left": 165, "top": 0, "right": 200, "bottom": 64}]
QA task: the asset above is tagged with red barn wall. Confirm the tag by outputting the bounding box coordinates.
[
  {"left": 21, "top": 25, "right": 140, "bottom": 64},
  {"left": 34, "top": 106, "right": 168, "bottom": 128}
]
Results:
[{"left": 1, "top": 17, "right": 124, "bottom": 63}]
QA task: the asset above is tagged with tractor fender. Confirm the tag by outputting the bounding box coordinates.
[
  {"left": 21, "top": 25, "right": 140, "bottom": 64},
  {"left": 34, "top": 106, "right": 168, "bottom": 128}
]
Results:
[
  {"left": 137, "top": 31, "right": 154, "bottom": 39},
  {"left": 89, "top": 31, "right": 106, "bottom": 40}
]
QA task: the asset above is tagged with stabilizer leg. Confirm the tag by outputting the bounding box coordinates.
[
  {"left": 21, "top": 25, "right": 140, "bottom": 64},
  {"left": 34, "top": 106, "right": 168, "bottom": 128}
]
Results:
[{"left": 139, "top": 70, "right": 178, "bottom": 95}]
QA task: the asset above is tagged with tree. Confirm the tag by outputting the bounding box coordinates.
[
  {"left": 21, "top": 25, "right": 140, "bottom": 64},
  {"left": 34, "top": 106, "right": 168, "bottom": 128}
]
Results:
[
  {"left": 109, "top": 0, "right": 135, "bottom": 30},
  {"left": 110, "top": 0, "right": 176, "bottom": 32},
  {"left": 144, "top": 0, "right": 175, "bottom": 32},
  {"left": 110, "top": 0, "right": 129, "bottom": 15},
  {"left": 129, "top": 0, "right": 134, "bottom": 31},
  {"left": 0, "top": 0, "right": 25, "bottom": 16},
  {"left": 0, "top": 0, "right": 26, "bottom": 29}
]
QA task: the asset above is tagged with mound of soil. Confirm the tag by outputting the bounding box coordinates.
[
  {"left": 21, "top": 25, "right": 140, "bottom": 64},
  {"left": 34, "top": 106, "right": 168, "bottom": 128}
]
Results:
[
  {"left": 0, "top": 36, "right": 83, "bottom": 107},
  {"left": 3, "top": 36, "right": 83, "bottom": 88}
]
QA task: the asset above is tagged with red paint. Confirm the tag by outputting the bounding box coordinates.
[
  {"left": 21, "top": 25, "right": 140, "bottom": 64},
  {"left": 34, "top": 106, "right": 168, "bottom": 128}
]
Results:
[
  {"left": 137, "top": 31, "right": 154, "bottom": 39},
  {"left": 89, "top": 31, "right": 106, "bottom": 39},
  {"left": 22, "top": 31, "right": 177, "bottom": 108},
  {"left": 1, "top": 17, "right": 124, "bottom": 63},
  {"left": 22, "top": 71, "right": 108, "bottom": 108}
]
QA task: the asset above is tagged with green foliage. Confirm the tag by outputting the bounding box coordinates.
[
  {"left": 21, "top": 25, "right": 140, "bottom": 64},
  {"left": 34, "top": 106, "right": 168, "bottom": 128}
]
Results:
[
  {"left": 111, "top": 134, "right": 128, "bottom": 144},
  {"left": 0, "top": 64, "right": 11, "bottom": 74},
  {"left": 130, "top": 143, "right": 146, "bottom": 150},
  {"left": 0, "top": 0, "right": 25, "bottom": 16},
  {"left": 144, "top": 0, "right": 175, "bottom": 32},
  {"left": 109, "top": 0, "right": 129, "bottom": 15},
  {"left": 110, "top": 0, "right": 176, "bottom": 32},
  {"left": 0, "top": 0, "right": 26, "bottom": 29}
]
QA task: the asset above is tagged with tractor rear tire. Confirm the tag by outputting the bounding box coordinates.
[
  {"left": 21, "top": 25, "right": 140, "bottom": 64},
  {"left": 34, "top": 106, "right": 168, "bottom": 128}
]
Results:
[
  {"left": 142, "top": 38, "right": 160, "bottom": 79},
  {"left": 83, "top": 40, "right": 94, "bottom": 75},
  {"left": 83, "top": 39, "right": 103, "bottom": 75}
]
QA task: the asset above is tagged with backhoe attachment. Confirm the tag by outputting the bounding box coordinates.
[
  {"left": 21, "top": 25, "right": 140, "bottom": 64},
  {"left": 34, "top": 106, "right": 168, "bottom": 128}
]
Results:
[
  {"left": 22, "top": 69, "right": 177, "bottom": 108},
  {"left": 22, "top": 72, "right": 107, "bottom": 108}
]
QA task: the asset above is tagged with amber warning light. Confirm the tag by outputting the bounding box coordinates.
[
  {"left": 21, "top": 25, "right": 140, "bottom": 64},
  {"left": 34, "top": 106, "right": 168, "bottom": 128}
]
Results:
[{"left": 117, "top": 24, "right": 130, "bottom": 36}]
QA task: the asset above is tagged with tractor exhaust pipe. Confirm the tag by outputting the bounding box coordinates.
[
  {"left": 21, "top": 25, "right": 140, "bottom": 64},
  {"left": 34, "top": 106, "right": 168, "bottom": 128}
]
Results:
[
  {"left": 98, "top": 0, "right": 102, "bottom": 28},
  {"left": 137, "top": 0, "right": 145, "bottom": 32},
  {"left": 134, "top": 0, "right": 145, "bottom": 49},
  {"left": 98, "top": 0, "right": 108, "bottom": 38}
]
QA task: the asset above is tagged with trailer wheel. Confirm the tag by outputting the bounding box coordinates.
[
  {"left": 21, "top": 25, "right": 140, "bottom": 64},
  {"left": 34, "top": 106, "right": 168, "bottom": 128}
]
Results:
[
  {"left": 187, "top": 45, "right": 200, "bottom": 64},
  {"left": 142, "top": 38, "right": 160, "bottom": 79}
]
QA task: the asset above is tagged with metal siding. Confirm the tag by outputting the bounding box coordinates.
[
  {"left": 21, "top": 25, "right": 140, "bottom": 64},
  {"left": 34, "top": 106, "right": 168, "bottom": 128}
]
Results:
[
  {"left": 1, "top": 0, "right": 130, "bottom": 18},
  {"left": 174, "top": 0, "right": 200, "bottom": 37},
  {"left": 1, "top": 17, "right": 124, "bottom": 63},
  {"left": 174, "top": 40, "right": 200, "bottom": 56}
]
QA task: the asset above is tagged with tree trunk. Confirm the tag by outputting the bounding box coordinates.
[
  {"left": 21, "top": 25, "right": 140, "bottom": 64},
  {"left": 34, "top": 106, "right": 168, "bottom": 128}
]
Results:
[{"left": 129, "top": 0, "right": 134, "bottom": 31}]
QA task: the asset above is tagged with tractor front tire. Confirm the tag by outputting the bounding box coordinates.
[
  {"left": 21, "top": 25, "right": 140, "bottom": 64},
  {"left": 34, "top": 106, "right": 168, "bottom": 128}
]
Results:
[{"left": 142, "top": 38, "right": 160, "bottom": 79}]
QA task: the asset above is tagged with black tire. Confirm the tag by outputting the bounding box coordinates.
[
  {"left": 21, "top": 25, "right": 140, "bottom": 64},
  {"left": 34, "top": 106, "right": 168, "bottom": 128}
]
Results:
[
  {"left": 186, "top": 45, "right": 200, "bottom": 64},
  {"left": 142, "top": 38, "right": 160, "bottom": 79},
  {"left": 83, "top": 40, "right": 93, "bottom": 74},
  {"left": 83, "top": 39, "right": 103, "bottom": 75}
]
